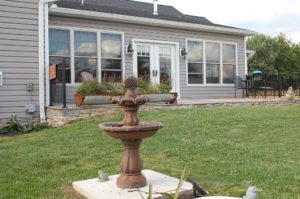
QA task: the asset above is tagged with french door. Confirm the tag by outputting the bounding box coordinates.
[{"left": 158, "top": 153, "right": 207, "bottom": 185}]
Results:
[{"left": 134, "top": 43, "right": 176, "bottom": 91}]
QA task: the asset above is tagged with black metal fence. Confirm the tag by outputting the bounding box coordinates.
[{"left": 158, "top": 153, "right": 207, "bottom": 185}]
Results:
[{"left": 244, "top": 72, "right": 300, "bottom": 98}]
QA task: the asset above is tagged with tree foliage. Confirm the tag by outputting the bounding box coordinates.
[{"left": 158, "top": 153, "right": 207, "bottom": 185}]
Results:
[{"left": 247, "top": 33, "right": 300, "bottom": 75}]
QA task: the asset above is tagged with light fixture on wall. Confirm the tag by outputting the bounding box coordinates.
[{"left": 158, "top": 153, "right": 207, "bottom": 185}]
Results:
[
  {"left": 180, "top": 48, "right": 188, "bottom": 59},
  {"left": 126, "top": 44, "right": 134, "bottom": 55}
]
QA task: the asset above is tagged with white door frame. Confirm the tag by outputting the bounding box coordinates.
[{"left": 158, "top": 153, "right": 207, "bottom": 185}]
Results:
[{"left": 132, "top": 39, "right": 180, "bottom": 97}]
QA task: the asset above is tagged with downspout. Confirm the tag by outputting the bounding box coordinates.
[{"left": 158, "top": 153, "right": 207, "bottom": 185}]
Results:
[
  {"left": 38, "top": 0, "right": 58, "bottom": 123},
  {"left": 244, "top": 36, "right": 248, "bottom": 76}
]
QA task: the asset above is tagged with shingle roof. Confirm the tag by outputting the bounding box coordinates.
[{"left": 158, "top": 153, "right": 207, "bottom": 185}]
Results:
[{"left": 55, "top": 0, "right": 223, "bottom": 27}]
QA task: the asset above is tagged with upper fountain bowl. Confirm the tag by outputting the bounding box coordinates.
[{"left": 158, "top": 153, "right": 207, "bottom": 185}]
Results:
[{"left": 100, "top": 122, "right": 163, "bottom": 140}]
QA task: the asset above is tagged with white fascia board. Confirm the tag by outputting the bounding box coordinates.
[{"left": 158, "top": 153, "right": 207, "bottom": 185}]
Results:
[{"left": 49, "top": 7, "right": 257, "bottom": 36}]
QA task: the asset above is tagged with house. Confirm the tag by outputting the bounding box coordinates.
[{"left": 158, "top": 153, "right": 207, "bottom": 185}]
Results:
[{"left": 0, "top": 0, "right": 256, "bottom": 125}]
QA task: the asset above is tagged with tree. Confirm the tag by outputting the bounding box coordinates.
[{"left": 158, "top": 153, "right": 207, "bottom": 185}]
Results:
[{"left": 247, "top": 33, "right": 300, "bottom": 75}]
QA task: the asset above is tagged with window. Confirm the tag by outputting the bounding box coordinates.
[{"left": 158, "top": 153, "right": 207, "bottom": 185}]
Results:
[
  {"left": 49, "top": 29, "right": 123, "bottom": 84},
  {"left": 74, "top": 31, "right": 97, "bottom": 83},
  {"left": 223, "top": 44, "right": 236, "bottom": 84},
  {"left": 137, "top": 45, "right": 151, "bottom": 81},
  {"left": 49, "top": 29, "right": 71, "bottom": 83},
  {"left": 186, "top": 39, "right": 237, "bottom": 85},
  {"left": 101, "top": 33, "right": 122, "bottom": 82},
  {"left": 206, "top": 42, "right": 220, "bottom": 84},
  {"left": 187, "top": 40, "right": 203, "bottom": 84}
]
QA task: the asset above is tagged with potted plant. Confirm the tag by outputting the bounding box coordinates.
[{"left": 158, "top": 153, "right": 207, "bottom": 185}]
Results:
[
  {"left": 75, "top": 80, "right": 125, "bottom": 107},
  {"left": 75, "top": 80, "right": 99, "bottom": 107},
  {"left": 136, "top": 78, "right": 177, "bottom": 104}
]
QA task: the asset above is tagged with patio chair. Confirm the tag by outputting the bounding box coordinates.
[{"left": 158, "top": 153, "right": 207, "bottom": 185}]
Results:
[
  {"left": 233, "top": 76, "right": 246, "bottom": 98},
  {"left": 80, "top": 71, "right": 95, "bottom": 82}
]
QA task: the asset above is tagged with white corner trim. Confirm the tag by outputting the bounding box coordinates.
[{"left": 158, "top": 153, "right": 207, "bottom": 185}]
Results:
[
  {"left": 244, "top": 36, "right": 248, "bottom": 75},
  {"left": 49, "top": 7, "right": 257, "bottom": 36},
  {"left": 39, "top": 0, "right": 58, "bottom": 123}
]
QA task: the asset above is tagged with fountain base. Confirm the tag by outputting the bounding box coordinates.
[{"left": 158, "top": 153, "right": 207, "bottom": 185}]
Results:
[{"left": 117, "top": 173, "right": 146, "bottom": 188}]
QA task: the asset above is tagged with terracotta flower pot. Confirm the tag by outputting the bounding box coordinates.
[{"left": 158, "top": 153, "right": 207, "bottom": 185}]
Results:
[{"left": 74, "top": 94, "right": 85, "bottom": 107}]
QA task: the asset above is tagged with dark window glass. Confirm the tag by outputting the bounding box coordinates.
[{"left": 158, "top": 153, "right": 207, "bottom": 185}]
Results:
[
  {"left": 187, "top": 40, "right": 203, "bottom": 84},
  {"left": 188, "top": 74, "right": 203, "bottom": 84},
  {"left": 206, "top": 64, "right": 220, "bottom": 84},
  {"left": 223, "top": 44, "right": 236, "bottom": 84},
  {"left": 101, "top": 71, "right": 122, "bottom": 82},
  {"left": 188, "top": 63, "right": 203, "bottom": 73},
  {"left": 75, "top": 58, "right": 97, "bottom": 83},
  {"left": 101, "top": 59, "right": 122, "bottom": 70},
  {"left": 223, "top": 64, "right": 235, "bottom": 83},
  {"left": 49, "top": 57, "right": 71, "bottom": 83},
  {"left": 49, "top": 29, "right": 70, "bottom": 56},
  {"left": 137, "top": 56, "right": 150, "bottom": 81}
]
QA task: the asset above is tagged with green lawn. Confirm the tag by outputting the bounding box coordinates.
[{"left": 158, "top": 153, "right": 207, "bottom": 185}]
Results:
[{"left": 1, "top": 105, "right": 300, "bottom": 199}]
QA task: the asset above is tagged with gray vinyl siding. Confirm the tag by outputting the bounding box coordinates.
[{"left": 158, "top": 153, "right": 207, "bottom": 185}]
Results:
[
  {"left": 0, "top": 0, "right": 39, "bottom": 121},
  {"left": 50, "top": 15, "right": 246, "bottom": 101}
]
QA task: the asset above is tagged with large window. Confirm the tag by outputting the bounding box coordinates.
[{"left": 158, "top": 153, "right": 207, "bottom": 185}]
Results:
[
  {"left": 49, "top": 28, "right": 123, "bottom": 84},
  {"left": 206, "top": 42, "right": 220, "bottom": 84},
  {"left": 187, "top": 39, "right": 237, "bottom": 85},
  {"left": 101, "top": 33, "right": 122, "bottom": 82},
  {"left": 187, "top": 41, "right": 203, "bottom": 84},
  {"left": 74, "top": 31, "right": 97, "bottom": 83},
  {"left": 223, "top": 44, "right": 236, "bottom": 84},
  {"left": 49, "top": 29, "right": 71, "bottom": 83}
]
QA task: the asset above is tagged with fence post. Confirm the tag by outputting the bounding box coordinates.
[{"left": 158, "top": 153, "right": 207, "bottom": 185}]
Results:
[
  {"left": 278, "top": 75, "right": 282, "bottom": 98},
  {"left": 62, "top": 59, "right": 67, "bottom": 108}
]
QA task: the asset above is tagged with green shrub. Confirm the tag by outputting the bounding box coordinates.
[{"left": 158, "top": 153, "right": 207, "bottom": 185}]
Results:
[
  {"left": 75, "top": 80, "right": 99, "bottom": 95},
  {"left": 75, "top": 78, "right": 171, "bottom": 96},
  {"left": 0, "top": 115, "right": 24, "bottom": 134}
]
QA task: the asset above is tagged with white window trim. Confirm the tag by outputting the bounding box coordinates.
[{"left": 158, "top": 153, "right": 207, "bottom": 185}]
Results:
[
  {"left": 186, "top": 38, "right": 238, "bottom": 87},
  {"left": 49, "top": 26, "right": 125, "bottom": 86}
]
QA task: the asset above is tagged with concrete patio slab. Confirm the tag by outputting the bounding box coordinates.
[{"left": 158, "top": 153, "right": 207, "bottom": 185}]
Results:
[{"left": 73, "top": 169, "right": 193, "bottom": 199}]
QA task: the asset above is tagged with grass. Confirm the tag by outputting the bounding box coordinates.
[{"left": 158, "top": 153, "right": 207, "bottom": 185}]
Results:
[{"left": 1, "top": 105, "right": 300, "bottom": 199}]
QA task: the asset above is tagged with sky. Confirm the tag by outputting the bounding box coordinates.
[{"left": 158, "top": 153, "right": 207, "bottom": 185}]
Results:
[{"left": 137, "top": 0, "right": 300, "bottom": 43}]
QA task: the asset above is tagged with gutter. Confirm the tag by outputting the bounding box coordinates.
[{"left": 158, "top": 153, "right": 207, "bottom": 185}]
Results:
[
  {"left": 49, "top": 7, "right": 257, "bottom": 36},
  {"left": 38, "top": 0, "right": 58, "bottom": 123}
]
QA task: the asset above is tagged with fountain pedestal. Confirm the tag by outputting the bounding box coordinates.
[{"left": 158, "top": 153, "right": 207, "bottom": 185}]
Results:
[{"left": 117, "top": 139, "right": 146, "bottom": 188}]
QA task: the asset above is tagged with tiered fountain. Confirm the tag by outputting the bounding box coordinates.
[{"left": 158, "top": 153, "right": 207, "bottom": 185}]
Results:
[{"left": 100, "top": 76, "right": 163, "bottom": 188}]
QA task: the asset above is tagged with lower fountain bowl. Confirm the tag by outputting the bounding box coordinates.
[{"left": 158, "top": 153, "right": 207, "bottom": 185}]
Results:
[{"left": 100, "top": 122, "right": 164, "bottom": 140}]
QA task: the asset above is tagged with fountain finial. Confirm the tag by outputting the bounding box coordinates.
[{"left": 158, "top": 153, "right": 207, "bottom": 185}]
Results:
[{"left": 124, "top": 76, "right": 138, "bottom": 89}]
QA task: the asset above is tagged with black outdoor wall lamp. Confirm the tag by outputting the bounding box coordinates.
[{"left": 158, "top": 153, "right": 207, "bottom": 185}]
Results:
[
  {"left": 126, "top": 44, "right": 134, "bottom": 54},
  {"left": 180, "top": 48, "right": 188, "bottom": 59}
]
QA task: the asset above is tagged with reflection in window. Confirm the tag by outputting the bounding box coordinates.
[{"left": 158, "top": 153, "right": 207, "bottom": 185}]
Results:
[
  {"left": 101, "top": 33, "right": 122, "bottom": 82},
  {"left": 137, "top": 45, "right": 151, "bottom": 81},
  {"left": 49, "top": 57, "right": 71, "bottom": 83},
  {"left": 206, "top": 42, "right": 220, "bottom": 84},
  {"left": 159, "top": 47, "right": 171, "bottom": 85},
  {"left": 75, "top": 58, "right": 97, "bottom": 82},
  {"left": 74, "top": 31, "right": 97, "bottom": 57},
  {"left": 49, "top": 29, "right": 71, "bottom": 83},
  {"left": 187, "top": 41, "right": 203, "bottom": 84},
  {"left": 74, "top": 31, "right": 97, "bottom": 83},
  {"left": 223, "top": 44, "right": 236, "bottom": 83}
]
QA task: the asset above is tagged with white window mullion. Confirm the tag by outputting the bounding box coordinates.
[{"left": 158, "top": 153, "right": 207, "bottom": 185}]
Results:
[
  {"left": 70, "top": 29, "right": 75, "bottom": 84},
  {"left": 97, "top": 32, "right": 101, "bottom": 82},
  {"left": 220, "top": 43, "right": 223, "bottom": 84},
  {"left": 203, "top": 41, "right": 206, "bottom": 85}
]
